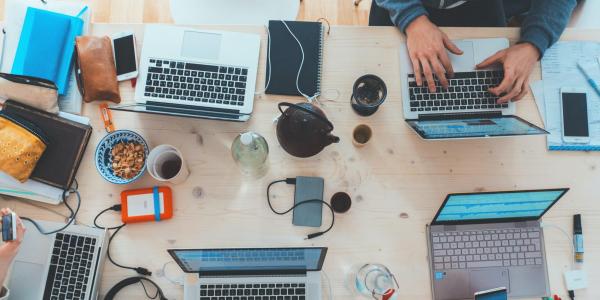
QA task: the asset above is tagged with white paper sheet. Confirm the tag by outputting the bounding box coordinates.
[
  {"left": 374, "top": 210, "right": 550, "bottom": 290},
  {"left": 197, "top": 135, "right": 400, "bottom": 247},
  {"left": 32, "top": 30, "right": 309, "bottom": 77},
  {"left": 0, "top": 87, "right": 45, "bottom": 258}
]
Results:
[
  {"left": 1, "top": 0, "right": 90, "bottom": 115},
  {"left": 540, "top": 41, "right": 600, "bottom": 151}
]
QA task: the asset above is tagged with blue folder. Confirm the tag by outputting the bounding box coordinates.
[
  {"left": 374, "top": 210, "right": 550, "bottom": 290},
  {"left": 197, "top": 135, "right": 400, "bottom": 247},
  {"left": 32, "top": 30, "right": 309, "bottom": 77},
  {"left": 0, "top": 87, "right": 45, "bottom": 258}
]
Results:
[{"left": 11, "top": 7, "right": 84, "bottom": 95}]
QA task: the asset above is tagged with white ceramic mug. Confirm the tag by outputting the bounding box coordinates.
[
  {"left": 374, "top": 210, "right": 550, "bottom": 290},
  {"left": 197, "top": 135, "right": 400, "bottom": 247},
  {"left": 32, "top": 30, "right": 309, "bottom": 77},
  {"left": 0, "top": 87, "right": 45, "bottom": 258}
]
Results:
[{"left": 147, "top": 145, "right": 190, "bottom": 184}]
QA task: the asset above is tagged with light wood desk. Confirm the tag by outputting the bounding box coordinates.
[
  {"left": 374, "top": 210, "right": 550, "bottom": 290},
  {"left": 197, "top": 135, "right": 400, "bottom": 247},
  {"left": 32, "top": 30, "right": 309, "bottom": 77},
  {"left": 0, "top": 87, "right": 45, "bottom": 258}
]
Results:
[{"left": 1, "top": 24, "right": 599, "bottom": 299}]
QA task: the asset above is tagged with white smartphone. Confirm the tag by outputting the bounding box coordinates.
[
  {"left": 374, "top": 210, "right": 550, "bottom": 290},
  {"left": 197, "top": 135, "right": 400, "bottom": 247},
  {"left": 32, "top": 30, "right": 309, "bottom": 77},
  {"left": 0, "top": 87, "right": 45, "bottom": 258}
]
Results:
[
  {"left": 111, "top": 32, "right": 138, "bottom": 81},
  {"left": 560, "top": 87, "right": 590, "bottom": 144},
  {"left": 474, "top": 287, "right": 507, "bottom": 300}
]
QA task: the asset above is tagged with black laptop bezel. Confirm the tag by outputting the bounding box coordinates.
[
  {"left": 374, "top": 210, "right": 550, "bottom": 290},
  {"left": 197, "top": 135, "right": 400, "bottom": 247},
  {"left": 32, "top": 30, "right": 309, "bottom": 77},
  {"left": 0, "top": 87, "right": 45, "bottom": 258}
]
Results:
[
  {"left": 430, "top": 188, "right": 569, "bottom": 226},
  {"left": 167, "top": 247, "right": 328, "bottom": 276},
  {"left": 405, "top": 114, "right": 548, "bottom": 140}
]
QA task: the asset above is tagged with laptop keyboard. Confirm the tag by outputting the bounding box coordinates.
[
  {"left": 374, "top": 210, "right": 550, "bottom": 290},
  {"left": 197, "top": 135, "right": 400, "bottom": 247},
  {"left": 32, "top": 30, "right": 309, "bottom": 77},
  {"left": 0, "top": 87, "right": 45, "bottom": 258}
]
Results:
[
  {"left": 408, "top": 71, "right": 509, "bottom": 113},
  {"left": 44, "top": 232, "right": 98, "bottom": 300},
  {"left": 431, "top": 227, "right": 543, "bottom": 270},
  {"left": 144, "top": 58, "right": 249, "bottom": 107},
  {"left": 200, "top": 283, "right": 307, "bottom": 300}
]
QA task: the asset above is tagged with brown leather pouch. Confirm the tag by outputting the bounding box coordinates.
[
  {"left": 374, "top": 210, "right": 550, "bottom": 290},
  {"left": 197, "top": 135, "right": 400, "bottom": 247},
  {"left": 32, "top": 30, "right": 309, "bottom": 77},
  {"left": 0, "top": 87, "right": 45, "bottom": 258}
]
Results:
[{"left": 75, "top": 36, "right": 121, "bottom": 103}]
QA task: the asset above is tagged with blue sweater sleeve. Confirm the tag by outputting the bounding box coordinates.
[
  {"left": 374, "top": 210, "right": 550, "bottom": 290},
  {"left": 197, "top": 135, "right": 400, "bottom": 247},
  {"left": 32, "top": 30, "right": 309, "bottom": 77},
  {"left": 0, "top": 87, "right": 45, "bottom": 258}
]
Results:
[
  {"left": 519, "top": 0, "right": 576, "bottom": 56},
  {"left": 374, "top": 0, "right": 428, "bottom": 32}
]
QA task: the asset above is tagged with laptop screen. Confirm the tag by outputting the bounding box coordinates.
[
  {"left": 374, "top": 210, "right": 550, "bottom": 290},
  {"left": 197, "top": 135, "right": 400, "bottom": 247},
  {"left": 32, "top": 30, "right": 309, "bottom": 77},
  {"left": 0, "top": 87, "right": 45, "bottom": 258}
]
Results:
[
  {"left": 406, "top": 115, "right": 547, "bottom": 139},
  {"left": 168, "top": 247, "right": 327, "bottom": 274},
  {"left": 432, "top": 189, "right": 568, "bottom": 225}
]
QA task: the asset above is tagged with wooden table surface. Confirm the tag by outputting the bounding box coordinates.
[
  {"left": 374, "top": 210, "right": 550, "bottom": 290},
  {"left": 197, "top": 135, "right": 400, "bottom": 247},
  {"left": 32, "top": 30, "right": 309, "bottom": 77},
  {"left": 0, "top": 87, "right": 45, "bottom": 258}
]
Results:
[{"left": 2, "top": 24, "right": 600, "bottom": 299}]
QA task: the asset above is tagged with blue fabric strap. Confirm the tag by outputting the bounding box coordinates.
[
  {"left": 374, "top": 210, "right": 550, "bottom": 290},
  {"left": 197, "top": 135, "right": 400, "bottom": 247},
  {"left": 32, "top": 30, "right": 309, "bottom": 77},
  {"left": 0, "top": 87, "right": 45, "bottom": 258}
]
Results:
[{"left": 153, "top": 186, "right": 161, "bottom": 221}]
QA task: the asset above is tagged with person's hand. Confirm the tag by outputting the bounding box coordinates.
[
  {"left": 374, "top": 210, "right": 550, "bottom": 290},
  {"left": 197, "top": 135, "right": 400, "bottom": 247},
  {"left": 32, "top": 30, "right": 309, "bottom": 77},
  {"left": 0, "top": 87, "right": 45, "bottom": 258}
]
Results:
[
  {"left": 0, "top": 208, "right": 26, "bottom": 265},
  {"left": 476, "top": 43, "right": 540, "bottom": 103},
  {"left": 405, "top": 15, "right": 463, "bottom": 92}
]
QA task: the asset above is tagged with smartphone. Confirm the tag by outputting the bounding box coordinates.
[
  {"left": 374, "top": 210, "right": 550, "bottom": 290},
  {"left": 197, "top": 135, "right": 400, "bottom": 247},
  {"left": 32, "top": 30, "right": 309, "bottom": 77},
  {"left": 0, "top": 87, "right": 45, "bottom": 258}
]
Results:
[
  {"left": 111, "top": 32, "right": 138, "bottom": 81},
  {"left": 474, "top": 287, "right": 507, "bottom": 300},
  {"left": 560, "top": 87, "right": 590, "bottom": 144},
  {"left": 2, "top": 212, "right": 17, "bottom": 241}
]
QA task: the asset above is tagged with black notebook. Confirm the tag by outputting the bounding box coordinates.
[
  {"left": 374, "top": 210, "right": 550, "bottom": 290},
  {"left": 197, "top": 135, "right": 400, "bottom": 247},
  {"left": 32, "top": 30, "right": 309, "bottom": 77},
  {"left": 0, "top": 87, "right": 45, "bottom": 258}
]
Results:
[
  {"left": 266, "top": 20, "right": 324, "bottom": 97},
  {"left": 3, "top": 100, "right": 92, "bottom": 190}
]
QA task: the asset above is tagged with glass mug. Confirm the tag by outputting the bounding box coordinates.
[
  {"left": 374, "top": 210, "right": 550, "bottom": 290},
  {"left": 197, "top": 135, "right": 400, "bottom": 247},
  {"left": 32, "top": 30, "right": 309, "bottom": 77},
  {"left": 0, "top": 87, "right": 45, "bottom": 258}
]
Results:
[{"left": 353, "top": 263, "right": 399, "bottom": 300}]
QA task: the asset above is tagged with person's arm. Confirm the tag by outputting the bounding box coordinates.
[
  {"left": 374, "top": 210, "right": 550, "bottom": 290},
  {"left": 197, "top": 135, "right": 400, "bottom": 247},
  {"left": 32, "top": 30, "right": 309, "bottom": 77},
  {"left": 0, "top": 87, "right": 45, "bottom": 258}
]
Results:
[
  {"left": 519, "top": 0, "right": 577, "bottom": 57},
  {"left": 0, "top": 208, "right": 26, "bottom": 298},
  {"left": 374, "top": 0, "right": 428, "bottom": 32},
  {"left": 376, "top": 0, "right": 463, "bottom": 92},
  {"left": 476, "top": 0, "right": 577, "bottom": 103}
]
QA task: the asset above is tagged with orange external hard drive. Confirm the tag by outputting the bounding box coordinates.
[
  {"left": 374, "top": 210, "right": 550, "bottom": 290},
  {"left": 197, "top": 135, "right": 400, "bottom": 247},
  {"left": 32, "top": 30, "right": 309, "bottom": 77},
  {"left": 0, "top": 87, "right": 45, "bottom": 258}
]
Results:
[{"left": 121, "top": 186, "right": 173, "bottom": 223}]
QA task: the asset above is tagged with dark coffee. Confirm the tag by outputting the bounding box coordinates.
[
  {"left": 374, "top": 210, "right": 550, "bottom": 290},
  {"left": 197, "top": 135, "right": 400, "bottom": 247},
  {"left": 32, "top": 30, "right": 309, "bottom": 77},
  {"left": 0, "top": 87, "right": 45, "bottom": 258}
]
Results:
[
  {"left": 159, "top": 156, "right": 182, "bottom": 179},
  {"left": 331, "top": 192, "right": 352, "bottom": 213},
  {"left": 353, "top": 124, "right": 372, "bottom": 144}
]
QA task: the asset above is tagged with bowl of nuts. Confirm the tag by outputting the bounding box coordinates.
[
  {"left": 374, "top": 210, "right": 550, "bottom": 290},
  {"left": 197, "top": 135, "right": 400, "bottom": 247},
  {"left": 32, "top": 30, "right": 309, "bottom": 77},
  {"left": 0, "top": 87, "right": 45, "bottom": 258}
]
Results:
[{"left": 95, "top": 130, "right": 149, "bottom": 184}]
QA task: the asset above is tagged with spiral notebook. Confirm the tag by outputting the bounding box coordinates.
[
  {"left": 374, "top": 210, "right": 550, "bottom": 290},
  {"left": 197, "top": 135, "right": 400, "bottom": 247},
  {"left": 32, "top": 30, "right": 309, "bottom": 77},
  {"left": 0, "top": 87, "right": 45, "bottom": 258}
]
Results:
[{"left": 265, "top": 20, "right": 324, "bottom": 97}]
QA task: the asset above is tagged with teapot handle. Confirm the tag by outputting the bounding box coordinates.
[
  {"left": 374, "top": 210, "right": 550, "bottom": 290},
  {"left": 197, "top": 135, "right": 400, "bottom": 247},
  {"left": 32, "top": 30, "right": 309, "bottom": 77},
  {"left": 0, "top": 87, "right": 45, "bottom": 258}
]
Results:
[{"left": 278, "top": 102, "right": 334, "bottom": 131}]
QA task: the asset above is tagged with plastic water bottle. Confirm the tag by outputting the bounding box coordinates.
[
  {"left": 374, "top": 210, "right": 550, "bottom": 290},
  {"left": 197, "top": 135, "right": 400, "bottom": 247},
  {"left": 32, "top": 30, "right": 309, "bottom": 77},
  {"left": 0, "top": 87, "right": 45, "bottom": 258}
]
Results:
[{"left": 231, "top": 131, "right": 269, "bottom": 178}]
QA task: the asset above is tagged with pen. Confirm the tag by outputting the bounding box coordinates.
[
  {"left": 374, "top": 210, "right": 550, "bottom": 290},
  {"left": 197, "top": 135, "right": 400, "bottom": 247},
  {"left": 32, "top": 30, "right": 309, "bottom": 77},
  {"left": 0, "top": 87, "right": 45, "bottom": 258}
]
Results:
[
  {"left": 577, "top": 61, "right": 600, "bottom": 97},
  {"left": 573, "top": 214, "right": 584, "bottom": 263},
  {"left": 0, "top": 28, "right": 6, "bottom": 69}
]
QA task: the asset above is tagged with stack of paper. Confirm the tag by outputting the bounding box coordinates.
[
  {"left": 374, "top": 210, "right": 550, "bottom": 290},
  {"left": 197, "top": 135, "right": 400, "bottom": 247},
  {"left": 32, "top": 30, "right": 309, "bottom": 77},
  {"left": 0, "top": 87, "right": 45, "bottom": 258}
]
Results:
[
  {"left": 1, "top": 0, "right": 91, "bottom": 115},
  {"left": 534, "top": 41, "right": 600, "bottom": 151}
]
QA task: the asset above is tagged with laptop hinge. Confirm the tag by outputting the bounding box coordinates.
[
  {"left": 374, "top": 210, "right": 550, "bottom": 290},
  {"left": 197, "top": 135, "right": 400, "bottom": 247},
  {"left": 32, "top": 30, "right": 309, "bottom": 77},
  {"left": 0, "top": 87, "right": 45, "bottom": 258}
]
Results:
[
  {"left": 197, "top": 270, "right": 308, "bottom": 278},
  {"left": 418, "top": 111, "right": 502, "bottom": 121}
]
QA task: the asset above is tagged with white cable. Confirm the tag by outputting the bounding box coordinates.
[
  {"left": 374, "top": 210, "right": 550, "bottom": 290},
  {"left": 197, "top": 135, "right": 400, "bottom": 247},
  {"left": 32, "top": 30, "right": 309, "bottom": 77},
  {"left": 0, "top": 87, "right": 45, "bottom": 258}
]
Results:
[
  {"left": 540, "top": 222, "right": 576, "bottom": 268},
  {"left": 322, "top": 270, "right": 333, "bottom": 300},
  {"left": 280, "top": 20, "right": 319, "bottom": 102},
  {"left": 254, "top": 25, "right": 272, "bottom": 95},
  {"left": 158, "top": 261, "right": 184, "bottom": 286}
]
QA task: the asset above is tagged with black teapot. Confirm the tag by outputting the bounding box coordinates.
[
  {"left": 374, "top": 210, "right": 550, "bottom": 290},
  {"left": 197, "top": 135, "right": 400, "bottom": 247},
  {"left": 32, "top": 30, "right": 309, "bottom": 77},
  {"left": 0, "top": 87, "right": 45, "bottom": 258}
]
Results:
[{"left": 276, "top": 102, "right": 340, "bottom": 158}]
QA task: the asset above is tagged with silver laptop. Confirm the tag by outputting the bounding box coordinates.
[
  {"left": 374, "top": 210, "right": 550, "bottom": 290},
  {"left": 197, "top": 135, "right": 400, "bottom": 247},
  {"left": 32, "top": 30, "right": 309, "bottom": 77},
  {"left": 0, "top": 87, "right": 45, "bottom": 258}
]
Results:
[
  {"left": 8, "top": 220, "right": 108, "bottom": 300},
  {"left": 112, "top": 24, "right": 260, "bottom": 122},
  {"left": 427, "top": 189, "right": 569, "bottom": 300},
  {"left": 169, "top": 247, "right": 327, "bottom": 300},
  {"left": 399, "top": 38, "right": 547, "bottom": 139}
]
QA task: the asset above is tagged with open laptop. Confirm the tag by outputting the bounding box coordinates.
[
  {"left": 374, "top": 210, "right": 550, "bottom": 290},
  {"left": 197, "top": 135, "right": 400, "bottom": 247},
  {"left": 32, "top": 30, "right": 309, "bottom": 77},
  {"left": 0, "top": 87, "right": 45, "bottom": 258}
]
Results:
[
  {"left": 111, "top": 24, "right": 261, "bottom": 122},
  {"left": 169, "top": 247, "right": 327, "bottom": 300},
  {"left": 8, "top": 220, "right": 108, "bottom": 300},
  {"left": 399, "top": 38, "right": 548, "bottom": 139},
  {"left": 426, "top": 189, "right": 569, "bottom": 300}
]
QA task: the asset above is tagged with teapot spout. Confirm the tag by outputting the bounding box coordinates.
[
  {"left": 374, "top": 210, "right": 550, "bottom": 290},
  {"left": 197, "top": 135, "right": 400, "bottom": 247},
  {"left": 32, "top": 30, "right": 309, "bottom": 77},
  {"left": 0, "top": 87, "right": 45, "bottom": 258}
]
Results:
[{"left": 327, "top": 134, "right": 340, "bottom": 144}]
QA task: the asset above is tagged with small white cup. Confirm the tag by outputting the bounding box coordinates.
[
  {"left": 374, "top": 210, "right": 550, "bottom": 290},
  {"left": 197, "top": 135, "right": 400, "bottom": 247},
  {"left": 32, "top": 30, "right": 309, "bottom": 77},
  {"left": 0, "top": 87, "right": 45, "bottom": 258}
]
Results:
[{"left": 147, "top": 145, "right": 190, "bottom": 184}]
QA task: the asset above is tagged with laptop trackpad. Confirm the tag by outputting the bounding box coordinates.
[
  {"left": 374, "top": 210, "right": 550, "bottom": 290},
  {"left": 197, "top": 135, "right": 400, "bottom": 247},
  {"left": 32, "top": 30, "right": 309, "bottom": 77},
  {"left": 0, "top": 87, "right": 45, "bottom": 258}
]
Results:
[
  {"left": 449, "top": 41, "right": 475, "bottom": 71},
  {"left": 182, "top": 31, "right": 222, "bottom": 60},
  {"left": 9, "top": 261, "right": 44, "bottom": 299},
  {"left": 469, "top": 269, "right": 509, "bottom": 294}
]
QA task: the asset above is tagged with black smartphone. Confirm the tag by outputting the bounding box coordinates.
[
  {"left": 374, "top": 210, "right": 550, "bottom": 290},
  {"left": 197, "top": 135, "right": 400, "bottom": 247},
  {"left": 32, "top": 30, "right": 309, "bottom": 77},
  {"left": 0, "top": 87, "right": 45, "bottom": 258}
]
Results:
[
  {"left": 2, "top": 212, "right": 17, "bottom": 241},
  {"left": 292, "top": 176, "right": 324, "bottom": 227}
]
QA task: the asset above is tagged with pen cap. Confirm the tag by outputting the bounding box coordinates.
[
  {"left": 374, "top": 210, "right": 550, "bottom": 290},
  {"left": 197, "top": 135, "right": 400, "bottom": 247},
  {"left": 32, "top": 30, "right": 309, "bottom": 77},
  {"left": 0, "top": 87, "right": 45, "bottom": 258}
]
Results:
[{"left": 573, "top": 214, "right": 582, "bottom": 234}]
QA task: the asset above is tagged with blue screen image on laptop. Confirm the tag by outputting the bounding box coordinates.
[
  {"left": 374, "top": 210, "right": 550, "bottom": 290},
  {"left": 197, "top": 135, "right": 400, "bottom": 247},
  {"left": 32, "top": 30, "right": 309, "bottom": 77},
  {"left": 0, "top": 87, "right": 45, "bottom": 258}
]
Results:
[
  {"left": 407, "top": 116, "right": 547, "bottom": 139},
  {"left": 435, "top": 190, "right": 565, "bottom": 222},
  {"left": 172, "top": 248, "right": 323, "bottom": 272}
]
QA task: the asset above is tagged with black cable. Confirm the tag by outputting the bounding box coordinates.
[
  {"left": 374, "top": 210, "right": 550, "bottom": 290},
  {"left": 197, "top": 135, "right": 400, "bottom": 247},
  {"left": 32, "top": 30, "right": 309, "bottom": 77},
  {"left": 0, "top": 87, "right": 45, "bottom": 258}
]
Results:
[
  {"left": 21, "top": 184, "right": 81, "bottom": 235},
  {"left": 140, "top": 278, "right": 160, "bottom": 299},
  {"left": 266, "top": 178, "right": 335, "bottom": 239},
  {"left": 569, "top": 290, "right": 575, "bottom": 300},
  {"left": 94, "top": 205, "right": 151, "bottom": 276}
]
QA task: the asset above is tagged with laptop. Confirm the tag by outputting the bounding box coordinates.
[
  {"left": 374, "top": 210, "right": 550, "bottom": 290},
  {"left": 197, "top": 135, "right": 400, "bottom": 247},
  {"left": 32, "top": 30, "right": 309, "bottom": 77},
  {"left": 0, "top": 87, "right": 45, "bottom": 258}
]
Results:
[
  {"left": 399, "top": 38, "right": 548, "bottom": 139},
  {"left": 426, "top": 189, "right": 569, "bottom": 300},
  {"left": 8, "top": 220, "right": 108, "bottom": 300},
  {"left": 111, "top": 24, "right": 261, "bottom": 122},
  {"left": 168, "top": 247, "right": 328, "bottom": 300}
]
